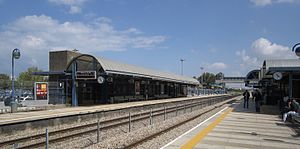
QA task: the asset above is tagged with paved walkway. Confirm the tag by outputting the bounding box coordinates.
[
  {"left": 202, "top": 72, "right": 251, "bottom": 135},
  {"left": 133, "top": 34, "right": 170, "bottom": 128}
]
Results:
[{"left": 162, "top": 99, "right": 300, "bottom": 149}]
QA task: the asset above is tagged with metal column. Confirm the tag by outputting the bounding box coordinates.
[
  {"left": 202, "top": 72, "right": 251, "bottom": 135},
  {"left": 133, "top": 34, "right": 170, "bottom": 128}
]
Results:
[
  {"left": 289, "top": 73, "right": 293, "bottom": 98},
  {"left": 72, "top": 62, "right": 78, "bottom": 107}
]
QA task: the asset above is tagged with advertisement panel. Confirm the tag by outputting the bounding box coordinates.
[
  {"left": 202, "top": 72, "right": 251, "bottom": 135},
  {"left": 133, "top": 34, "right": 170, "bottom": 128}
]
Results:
[
  {"left": 34, "top": 82, "right": 48, "bottom": 100},
  {"left": 135, "top": 81, "right": 140, "bottom": 95}
]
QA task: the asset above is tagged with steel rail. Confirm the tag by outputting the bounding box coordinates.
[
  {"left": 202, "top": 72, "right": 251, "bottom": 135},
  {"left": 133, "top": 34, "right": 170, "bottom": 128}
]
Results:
[
  {"left": 0, "top": 95, "right": 235, "bottom": 148},
  {"left": 124, "top": 97, "right": 238, "bottom": 149}
]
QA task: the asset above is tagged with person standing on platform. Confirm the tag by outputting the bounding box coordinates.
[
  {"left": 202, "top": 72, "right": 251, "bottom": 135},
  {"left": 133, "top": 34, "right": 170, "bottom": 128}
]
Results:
[
  {"left": 243, "top": 90, "right": 250, "bottom": 109},
  {"left": 253, "top": 90, "right": 262, "bottom": 112}
]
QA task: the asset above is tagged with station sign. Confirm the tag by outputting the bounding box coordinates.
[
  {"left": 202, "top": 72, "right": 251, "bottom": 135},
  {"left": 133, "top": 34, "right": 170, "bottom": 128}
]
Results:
[
  {"left": 34, "top": 82, "right": 48, "bottom": 100},
  {"left": 76, "top": 71, "right": 97, "bottom": 80}
]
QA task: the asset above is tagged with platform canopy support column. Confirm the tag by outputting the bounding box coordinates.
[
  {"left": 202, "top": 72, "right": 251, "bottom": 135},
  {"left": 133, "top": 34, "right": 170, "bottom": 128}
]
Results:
[
  {"left": 72, "top": 61, "right": 78, "bottom": 107},
  {"left": 289, "top": 73, "right": 292, "bottom": 98}
]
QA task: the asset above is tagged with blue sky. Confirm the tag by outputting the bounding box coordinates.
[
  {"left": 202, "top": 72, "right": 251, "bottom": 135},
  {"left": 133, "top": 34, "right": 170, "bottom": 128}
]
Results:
[{"left": 0, "top": 0, "right": 299, "bottom": 78}]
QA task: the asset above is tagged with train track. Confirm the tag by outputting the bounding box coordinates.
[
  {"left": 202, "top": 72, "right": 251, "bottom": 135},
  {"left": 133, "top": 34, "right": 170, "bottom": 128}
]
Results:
[
  {"left": 0, "top": 95, "right": 236, "bottom": 148},
  {"left": 124, "top": 96, "right": 238, "bottom": 149}
]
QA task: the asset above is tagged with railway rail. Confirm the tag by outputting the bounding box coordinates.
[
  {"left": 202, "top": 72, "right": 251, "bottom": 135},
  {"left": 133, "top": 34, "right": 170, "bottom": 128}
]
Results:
[
  {"left": 124, "top": 96, "right": 238, "bottom": 148},
  {"left": 0, "top": 95, "right": 237, "bottom": 148}
]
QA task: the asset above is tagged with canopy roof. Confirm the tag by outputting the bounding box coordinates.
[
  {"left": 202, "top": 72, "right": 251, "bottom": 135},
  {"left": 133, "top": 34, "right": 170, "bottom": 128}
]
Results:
[
  {"left": 67, "top": 54, "right": 199, "bottom": 85},
  {"left": 263, "top": 59, "right": 300, "bottom": 74},
  {"left": 245, "top": 69, "right": 260, "bottom": 81}
]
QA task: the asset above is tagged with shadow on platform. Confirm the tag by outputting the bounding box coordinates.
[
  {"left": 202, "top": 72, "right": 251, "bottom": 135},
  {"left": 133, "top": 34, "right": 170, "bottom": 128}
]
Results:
[
  {"left": 231, "top": 98, "right": 280, "bottom": 115},
  {"left": 230, "top": 98, "right": 300, "bottom": 138}
]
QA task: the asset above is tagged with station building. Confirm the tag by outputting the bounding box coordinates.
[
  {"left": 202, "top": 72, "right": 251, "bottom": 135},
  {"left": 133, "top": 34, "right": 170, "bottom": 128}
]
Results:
[
  {"left": 245, "top": 59, "right": 300, "bottom": 105},
  {"left": 44, "top": 50, "right": 199, "bottom": 106}
]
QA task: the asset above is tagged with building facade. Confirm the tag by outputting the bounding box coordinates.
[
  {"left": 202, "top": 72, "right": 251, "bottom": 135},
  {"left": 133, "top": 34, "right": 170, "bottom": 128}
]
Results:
[
  {"left": 246, "top": 59, "right": 300, "bottom": 105},
  {"left": 45, "top": 51, "right": 199, "bottom": 106}
]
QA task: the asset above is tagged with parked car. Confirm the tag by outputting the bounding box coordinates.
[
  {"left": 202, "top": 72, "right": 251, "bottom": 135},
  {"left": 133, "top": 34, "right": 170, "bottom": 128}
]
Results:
[{"left": 19, "top": 95, "right": 34, "bottom": 102}]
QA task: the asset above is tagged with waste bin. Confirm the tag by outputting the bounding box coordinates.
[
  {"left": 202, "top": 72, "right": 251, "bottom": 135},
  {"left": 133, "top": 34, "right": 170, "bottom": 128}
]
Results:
[{"left": 11, "top": 102, "right": 18, "bottom": 113}]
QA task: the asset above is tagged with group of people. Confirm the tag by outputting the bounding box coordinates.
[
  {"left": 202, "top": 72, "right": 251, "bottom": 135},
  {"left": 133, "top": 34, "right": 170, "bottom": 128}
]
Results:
[
  {"left": 243, "top": 89, "right": 300, "bottom": 122},
  {"left": 243, "top": 89, "right": 262, "bottom": 112}
]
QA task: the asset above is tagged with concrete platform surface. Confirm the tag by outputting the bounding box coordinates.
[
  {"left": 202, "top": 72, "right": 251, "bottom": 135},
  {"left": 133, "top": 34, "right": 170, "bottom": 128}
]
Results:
[
  {"left": 162, "top": 99, "right": 300, "bottom": 149},
  {"left": 0, "top": 94, "right": 224, "bottom": 126}
]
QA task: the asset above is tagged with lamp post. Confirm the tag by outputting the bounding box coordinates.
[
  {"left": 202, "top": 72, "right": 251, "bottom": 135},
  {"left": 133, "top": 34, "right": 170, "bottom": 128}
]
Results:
[
  {"left": 180, "top": 59, "right": 185, "bottom": 75},
  {"left": 11, "top": 48, "right": 21, "bottom": 113},
  {"left": 200, "top": 67, "right": 204, "bottom": 85}
]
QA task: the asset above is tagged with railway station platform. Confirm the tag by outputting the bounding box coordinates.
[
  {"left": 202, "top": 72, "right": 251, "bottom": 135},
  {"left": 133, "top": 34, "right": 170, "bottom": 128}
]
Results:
[
  {"left": 162, "top": 99, "right": 300, "bottom": 149},
  {"left": 0, "top": 94, "right": 222, "bottom": 126}
]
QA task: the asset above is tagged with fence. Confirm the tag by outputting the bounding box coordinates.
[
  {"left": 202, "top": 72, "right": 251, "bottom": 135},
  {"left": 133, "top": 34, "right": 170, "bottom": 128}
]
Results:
[
  {"left": 0, "top": 80, "right": 65, "bottom": 106},
  {"left": 0, "top": 79, "right": 226, "bottom": 107},
  {"left": 187, "top": 87, "right": 226, "bottom": 96}
]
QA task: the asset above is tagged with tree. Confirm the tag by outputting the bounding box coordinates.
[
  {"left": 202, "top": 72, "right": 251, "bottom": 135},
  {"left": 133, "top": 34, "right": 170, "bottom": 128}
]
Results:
[
  {"left": 200, "top": 72, "right": 216, "bottom": 88},
  {"left": 17, "top": 67, "right": 45, "bottom": 89},
  {"left": 215, "top": 72, "right": 224, "bottom": 80},
  {"left": 18, "top": 67, "right": 45, "bottom": 82},
  {"left": 0, "top": 73, "right": 10, "bottom": 89},
  {"left": 215, "top": 72, "right": 225, "bottom": 88},
  {"left": 0, "top": 74, "right": 9, "bottom": 80}
]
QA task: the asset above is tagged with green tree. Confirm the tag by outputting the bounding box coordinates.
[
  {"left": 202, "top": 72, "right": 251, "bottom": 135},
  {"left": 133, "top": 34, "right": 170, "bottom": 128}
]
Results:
[
  {"left": 18, "top": 67, "right": 45, "bottom": 82},
  {"left": 17, "top": 67, "right": 45, "bottom": 89},
  {"left": 200, "top": 72, "right": 216, "bottom": 88},
  {"left": 215, "top": 72, "right": 224, "bottom": 80},
  {"left": 0, "top": 73, "right": 10, "bottom": 89}
]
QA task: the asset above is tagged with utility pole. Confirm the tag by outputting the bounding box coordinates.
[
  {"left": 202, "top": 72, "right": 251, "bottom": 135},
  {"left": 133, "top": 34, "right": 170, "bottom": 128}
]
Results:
[
  {"left": 180, "top": 59, "right": 185, "bottom": 75},
  {"left": 200, "top": 67, "right": 204, "bottom": 85}
]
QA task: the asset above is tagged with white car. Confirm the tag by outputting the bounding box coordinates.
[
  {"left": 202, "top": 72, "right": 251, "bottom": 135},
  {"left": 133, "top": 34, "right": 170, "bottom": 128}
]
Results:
[{"left": 20, "top": 95, "right": 34, "bottom": 102}]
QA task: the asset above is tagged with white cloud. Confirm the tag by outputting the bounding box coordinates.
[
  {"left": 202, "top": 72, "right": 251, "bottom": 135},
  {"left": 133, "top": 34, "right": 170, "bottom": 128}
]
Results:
[
  {"left": 208, "top": 62, "right": 228, "bottom": 69},
  {"left": 250, "top": 0, "right": 272, "bottom": 6},
  {"left": 48, "top": 0, "right": 88, "bottom": 14},
  {"left": 0, "top": 15, "right": 167, "bottom": 74},
  {"left": 236, "top": 50, "right": 258, "bottom": 67},
  {"left": 251, "top": 38, "right": 294, "bottom": 59},
  {"left": 250, "top": 0, "right": 298, "bottom": 6},
  {"left": 236, "top": 37, "right": 296, "bottom": 72}
]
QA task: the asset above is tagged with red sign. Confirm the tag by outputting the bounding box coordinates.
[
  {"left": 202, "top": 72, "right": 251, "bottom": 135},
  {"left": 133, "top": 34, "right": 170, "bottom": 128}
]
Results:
[{"left": 35, "top": 82, "right": 48, "bottom": 100}]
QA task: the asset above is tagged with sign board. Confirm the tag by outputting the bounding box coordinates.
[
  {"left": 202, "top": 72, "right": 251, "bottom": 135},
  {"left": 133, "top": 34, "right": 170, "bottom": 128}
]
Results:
[
  {"left": 34, "top": 82, "right": 48, "bottom": 100},
  {"left": 76, "top": 71, "right": 96, "bottom": 80}
]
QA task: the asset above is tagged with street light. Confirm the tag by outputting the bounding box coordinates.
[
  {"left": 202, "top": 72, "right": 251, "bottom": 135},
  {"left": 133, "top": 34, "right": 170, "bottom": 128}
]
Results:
[
  {"left": 11, "top": 48, "right": 21, "bottom": 113},
  {"left": 200, "top": 67, "right": 204, "bottom": 85},
  {"left": 180, "top": 59, "right": 185, "bottom": 75}
]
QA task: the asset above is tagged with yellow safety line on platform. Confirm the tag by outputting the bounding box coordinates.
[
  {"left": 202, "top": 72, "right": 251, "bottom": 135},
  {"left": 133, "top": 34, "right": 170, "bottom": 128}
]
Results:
[{"left": 181, "top": 108, "right": 233, "bottom": 149}]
